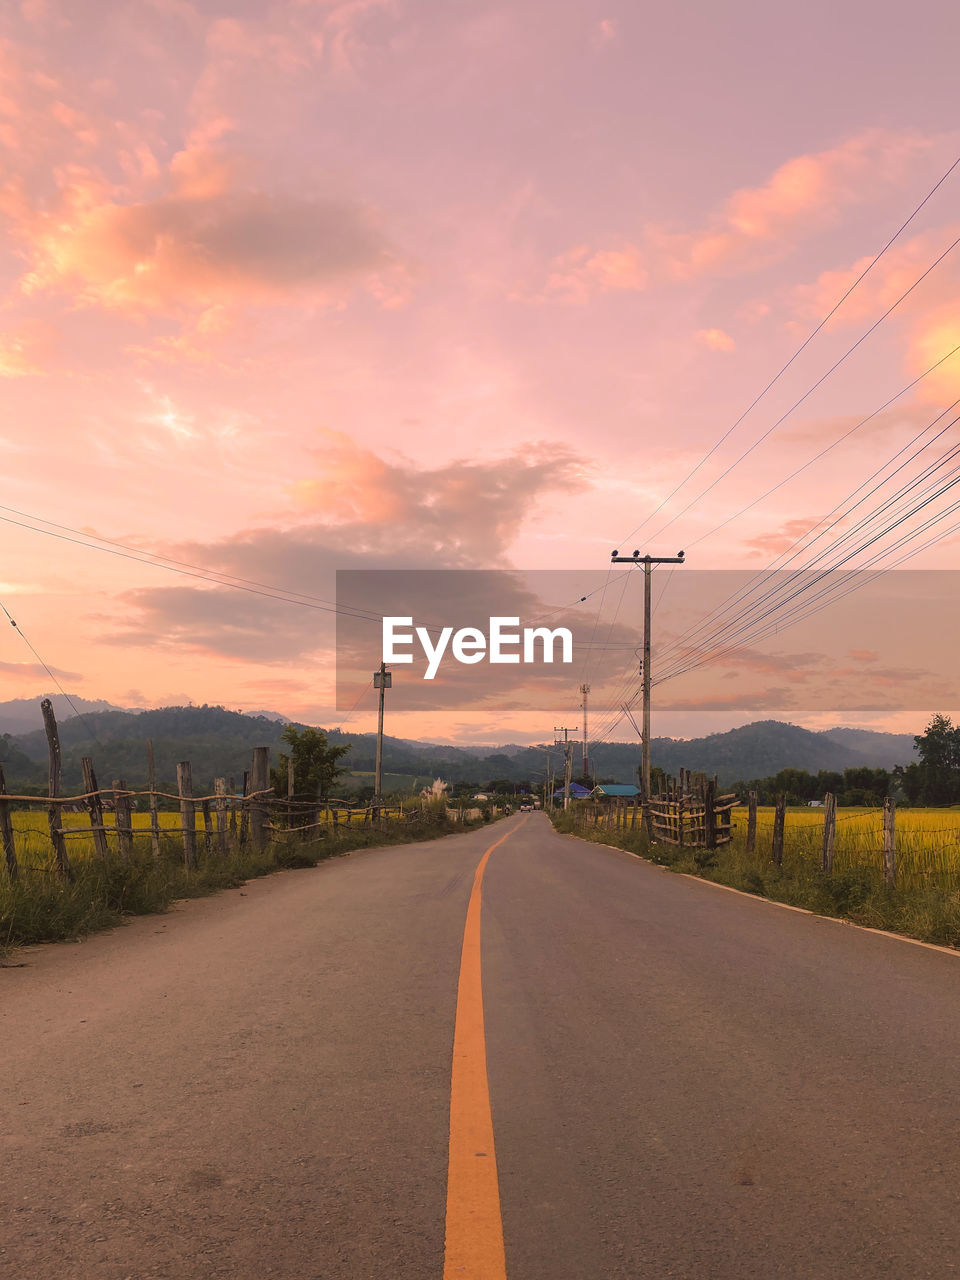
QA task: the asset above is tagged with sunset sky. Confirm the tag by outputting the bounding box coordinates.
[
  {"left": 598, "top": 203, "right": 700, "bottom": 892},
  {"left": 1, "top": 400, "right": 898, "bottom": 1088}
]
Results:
[{"left": 2, "top": 0, "right": 960, "bottom": 744}]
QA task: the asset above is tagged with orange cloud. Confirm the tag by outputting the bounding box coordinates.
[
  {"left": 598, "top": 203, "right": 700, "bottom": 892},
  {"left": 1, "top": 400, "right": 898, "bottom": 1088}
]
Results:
[
  {"left": 909, "top": 311, "right": 960, "bottom": 404},
  {"left": 696, "top": 327, "right": 736, "bottom": 352},
  {"left": 16, "top": 176, "right": 405, "bottom": 317},
  {"left": 544, "top": 243, "right": 648, "bottom": 302},
  {"left": 0, "top": 318, "right": 59, "bottom": 377},
  {"left": 790, "top": 223, "right": 960, "bottom": 402},
  {"left": 290, "top": 430, "right": 592, "bottom": 555},
  {"left": 660, "top": 129, "right": 935, "bottom": 279}
]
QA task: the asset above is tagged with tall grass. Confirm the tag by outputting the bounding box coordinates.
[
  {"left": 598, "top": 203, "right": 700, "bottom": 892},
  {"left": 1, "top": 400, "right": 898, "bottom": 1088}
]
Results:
[
  {"left": 551, "top": 805, "right": 960, "bottom": 948},
  {"left": 1, "top": 801, "right": 489, "bottom": 956}
]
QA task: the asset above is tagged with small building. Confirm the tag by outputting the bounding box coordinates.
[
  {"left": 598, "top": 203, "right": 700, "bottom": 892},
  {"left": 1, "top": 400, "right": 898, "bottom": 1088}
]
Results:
[
  {"left": 553, "top": 782, "right": 592, "bottom": 800},
  {"left": 591, "top": 783, "right": 640, "bottom": 801}
]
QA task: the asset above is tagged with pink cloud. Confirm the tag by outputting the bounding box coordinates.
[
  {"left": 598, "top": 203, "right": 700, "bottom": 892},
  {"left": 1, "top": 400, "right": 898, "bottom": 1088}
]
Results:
[{"left": 742, "top": 516, "right": 838, "bottom": 557}]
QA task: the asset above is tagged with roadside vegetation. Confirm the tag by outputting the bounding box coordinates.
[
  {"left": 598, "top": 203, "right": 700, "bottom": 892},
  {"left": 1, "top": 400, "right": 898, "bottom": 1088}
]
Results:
[
  {"left": 550, "top": 803, "right": 960, "bottom": 948},
  {"left": 1, "top": 800, "right": 491, "bottom": 959}
]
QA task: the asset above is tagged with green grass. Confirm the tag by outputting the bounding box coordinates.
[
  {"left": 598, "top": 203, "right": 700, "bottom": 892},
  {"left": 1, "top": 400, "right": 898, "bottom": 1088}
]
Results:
[
  {"left": 1, "top": 805, "right": 491, "bottom": 958},
  {"left": 550, "top": 807, "right": 960, "bottom": 949}
]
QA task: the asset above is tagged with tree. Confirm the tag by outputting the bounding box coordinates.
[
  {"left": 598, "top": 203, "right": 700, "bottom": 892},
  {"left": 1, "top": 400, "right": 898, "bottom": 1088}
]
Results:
[
  {"left": 913, "top": 714, "right": 960, "bottom": 805},
  {"left": 270, "top": 725, "right": 350, "bottom": 800}
]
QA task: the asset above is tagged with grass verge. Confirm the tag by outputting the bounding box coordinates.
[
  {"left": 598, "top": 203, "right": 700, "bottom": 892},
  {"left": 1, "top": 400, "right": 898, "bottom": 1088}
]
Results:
[
  {"left": 549, "top": 809, "right": 960, "bottom": 949},
  {"left": 1, "top": 810, "right": 490, "bottom": 959}
]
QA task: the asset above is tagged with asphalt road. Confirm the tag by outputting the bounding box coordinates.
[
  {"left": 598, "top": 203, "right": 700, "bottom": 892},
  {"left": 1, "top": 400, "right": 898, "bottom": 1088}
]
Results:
[{"left": 4, "top": 812, "right": 960, "bottom": 1278}]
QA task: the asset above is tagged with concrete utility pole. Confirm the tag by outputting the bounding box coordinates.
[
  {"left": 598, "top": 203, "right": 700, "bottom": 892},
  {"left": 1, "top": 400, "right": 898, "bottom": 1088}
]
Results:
[
  {"left": 579, "top": 683, "right": 590, "bottom": 782},
  {"left": 554, "top": 726, "right": 575, "bottom": 810},
  {"left": 373, "top": 662, "right": 392, "bottom": 806},
  {"left": 610, "top": 549, "right": 686, "bottom": 803}
]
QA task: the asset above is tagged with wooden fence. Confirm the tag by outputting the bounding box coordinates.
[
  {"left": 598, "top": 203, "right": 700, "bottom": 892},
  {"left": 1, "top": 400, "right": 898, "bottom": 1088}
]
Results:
[
  {"left": 0, "top": 699, "right": 428, "bottom": 882},
  {"left": 741, "top": 790, "right": 899, "bottom": 886},
  {"left": 648, "top": 770, "right": 738, "bottom": 848}
]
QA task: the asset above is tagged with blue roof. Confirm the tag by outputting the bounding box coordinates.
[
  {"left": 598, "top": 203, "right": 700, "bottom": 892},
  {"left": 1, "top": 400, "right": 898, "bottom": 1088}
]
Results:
[
  {"left": 553, "top": 782, "right": 592, "bottom": 798},
  {"left": 592, "top": 784, "right": 639, "bottom": 797}
]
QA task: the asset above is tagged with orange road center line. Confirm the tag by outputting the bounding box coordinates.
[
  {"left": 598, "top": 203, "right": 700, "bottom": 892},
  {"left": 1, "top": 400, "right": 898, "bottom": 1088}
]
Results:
[{"left": 444, "top": 817, "right": 528, "bottom": 1279}]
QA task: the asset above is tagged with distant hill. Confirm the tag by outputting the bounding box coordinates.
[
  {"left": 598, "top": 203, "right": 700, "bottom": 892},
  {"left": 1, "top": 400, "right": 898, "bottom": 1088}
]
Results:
[
  {"left": 817, "top": 727, "right": 918, "bottom": 770},
  {"left": 0, "top": 694, "right": 131, "bottom": 736},
  {"left": 0, "top": 700, "right": 921, "bottom": 792}
]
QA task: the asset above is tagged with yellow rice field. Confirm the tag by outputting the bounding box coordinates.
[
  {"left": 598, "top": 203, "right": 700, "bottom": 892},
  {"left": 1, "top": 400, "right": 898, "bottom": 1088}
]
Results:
[
  {"left": 731, "top": 805, "right": 960, "bottom": 892},
  {"left": 3, "top": 804, "right": 402, "bottom": 871}
]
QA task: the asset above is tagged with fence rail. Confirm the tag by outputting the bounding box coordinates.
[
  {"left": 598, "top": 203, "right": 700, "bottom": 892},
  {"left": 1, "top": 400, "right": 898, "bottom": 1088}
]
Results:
[{"left": 0, "top": 699, "right": 465, "bottom": 883}]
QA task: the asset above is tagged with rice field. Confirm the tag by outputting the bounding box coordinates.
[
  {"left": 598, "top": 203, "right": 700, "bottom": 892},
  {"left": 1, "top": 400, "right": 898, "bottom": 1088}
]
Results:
[
  {"left": 730, "top": 805, "right": 960, "bottom": 892},
  {"left": 3, "top": 803, "right": 406, "bottom": 873}
]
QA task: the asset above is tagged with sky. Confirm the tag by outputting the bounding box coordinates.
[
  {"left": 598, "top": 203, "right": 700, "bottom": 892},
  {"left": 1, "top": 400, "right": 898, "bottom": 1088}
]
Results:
[{"left": 2, "top": 0, "right": 960, "bottom": 745}]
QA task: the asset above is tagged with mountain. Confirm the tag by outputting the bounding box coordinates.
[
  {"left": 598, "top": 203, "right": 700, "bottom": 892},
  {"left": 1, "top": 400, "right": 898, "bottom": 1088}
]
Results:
[
  {"left": 0, "top": 694, "right": 131, "bottom": 736},
  {"left": 0, "top": 700, "right": 922, "bottom": 792},
  {"left": 817, "top": 728, "right": 918, "bottom": 770}
]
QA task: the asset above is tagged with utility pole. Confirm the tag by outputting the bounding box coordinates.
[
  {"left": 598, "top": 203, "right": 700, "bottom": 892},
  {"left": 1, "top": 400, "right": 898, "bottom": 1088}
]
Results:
[
  {"left": 554, "top": 726, "right": 575, "bottom": 810},
  {"left": 543, "top": 746, "right": 551, "bottom": 811},
  {"left": 610, "top": 549, "right": 686, "bottom": 803},
  {"left": 579, "top": 683, "right": 590, "bottom": 783},
  {"left": 373, "top": 662, "right": 392, "bottom": 808}
]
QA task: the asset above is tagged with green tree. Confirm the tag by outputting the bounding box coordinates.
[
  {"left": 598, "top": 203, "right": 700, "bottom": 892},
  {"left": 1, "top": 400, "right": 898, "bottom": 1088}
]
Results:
[
  {"left": 271, "top": 725, "right": 351, "bottom": 800},
  {"left": 913, "top": 714, "right": 960, "bottom": 805}
]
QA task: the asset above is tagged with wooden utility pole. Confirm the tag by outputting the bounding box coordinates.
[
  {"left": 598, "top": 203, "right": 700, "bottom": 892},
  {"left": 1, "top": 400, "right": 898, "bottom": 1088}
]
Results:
[
  {"left": 609, "top": 549, "right": 686, "bottom": 803},
  {"left": 579, "top": 683, "right": 591, "bottom": 783},
  {"left": 373, "top": 662, "right": 392, "bottom": 808}
]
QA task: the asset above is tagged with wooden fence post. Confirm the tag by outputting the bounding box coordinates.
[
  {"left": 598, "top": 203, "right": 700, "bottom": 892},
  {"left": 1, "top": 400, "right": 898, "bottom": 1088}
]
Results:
[
  {"left": 201, "top": 796, "right": 213, "bottom": 853},
  {"left": 177, "top": 761, "right": 197, "bottom": 869},
  {"left": 821, "top": 792, "right": 836, "bottom": 874},
  {"left": 771, "top": 794, "right": 786, "bottom": 867},
  {"left": 239, "top": 770, "right": 250, "bottom": 846},
  {"left": 746, "top": 791, "right": 757, "bottom": 854},
  {"left": 882, "top": 797, "right": 897, "bottom": 887},
  {"left": 287, "top": 756, "right": 294, "bottom": 833},
  {"left": 677, "top": 791, "right": 685, "bottom": 849},
  {"left": 249, "top": 747, "right": 269, "bottom": 852},
  {"left": 146, "top": 740, "right": 161, "bottom": 860},
  {"left": 41, "top": 698, "right": 71, "bottom": 880},
  {"left": 0, "top": 762, "right": 18, "bottom": 880},
  {"left": 215, "top": 778, "right": 228, "bottom": 857},
  {"left": 705, "top": 778, "right": 717, "bottom": 849},
  {"left": 81, "top": 757, "right": 109, "bottom": 862},
  {"left": 229, "top": 776, "right": 237, "bottom": 837},
  {"left": 113, "top": 779, "right": 133, "bottom": 859}
]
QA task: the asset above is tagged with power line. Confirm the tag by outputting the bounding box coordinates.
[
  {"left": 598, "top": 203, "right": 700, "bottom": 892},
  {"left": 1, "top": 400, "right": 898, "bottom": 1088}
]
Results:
[
  {"left": 644, "top": 225, "right": 960, "bottom": 544},
  {"left": 656, "top": 394, "right": 960, "bottom": 669},
  {"left": 0, "top": 597, "right": 103, "bottom": 742},
  {"left": 654, "top": 433, "right": 960, "bottom": 683},
  {"left": 683, "top": 339, "right": 960, "bottom": 551},
  {"left": 615, "top": 148, "right": 960, "bottom": 548}
]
